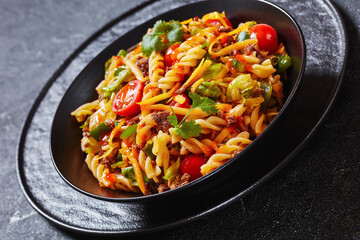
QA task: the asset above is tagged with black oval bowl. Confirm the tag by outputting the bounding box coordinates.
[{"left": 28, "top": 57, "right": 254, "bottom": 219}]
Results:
[{"left": 51, "top": 0, "right": 305, "bottom": 202}]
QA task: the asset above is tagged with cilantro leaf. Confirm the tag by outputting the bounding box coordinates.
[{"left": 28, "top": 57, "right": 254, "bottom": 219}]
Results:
[
  {"left": 168, "top": 114, "right": 178, "bottom": 128},
  {"left": 167, "top": 28, "right": 185, "bottom": 43},
  {"left": 168, "top": 20, "right": 182, "bottom": 30},
  {"left": 141, "top": 34, "right": 163, "bottom": 57},
  {"left": 166, "top": 20, "right": 184, "bottom": 43},
  {"left": 188, "top": 92, "right": 219, "bottom": 115},
  {"left": 142, "top": 20, "right": 184, "bottom": 56},
  {"left": 175, "top": 121, "right": 202, "bottom": 139},
  {"left": 152, "top": 20, "right": 168, "bottom": 35}
]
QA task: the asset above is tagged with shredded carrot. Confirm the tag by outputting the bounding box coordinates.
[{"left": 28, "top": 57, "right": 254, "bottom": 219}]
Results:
[
  {"left": 128, "top": 148, "right": 146, "bottom": 194},
  {"left": 138, "top": 82, "right": 181, "bottom": 105}
]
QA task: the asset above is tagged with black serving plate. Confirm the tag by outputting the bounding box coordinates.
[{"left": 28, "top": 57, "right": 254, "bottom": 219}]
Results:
[
  {"left": 17, "top": 0, "right": 347, "bottom": 235},
  {"left": 50, "top": 0, "right": 305, "bottom": 201}
]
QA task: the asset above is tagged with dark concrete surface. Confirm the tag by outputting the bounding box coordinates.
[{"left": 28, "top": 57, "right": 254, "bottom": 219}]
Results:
[{"left": 1, "top": 0, "right": 359, "bottom": 239}]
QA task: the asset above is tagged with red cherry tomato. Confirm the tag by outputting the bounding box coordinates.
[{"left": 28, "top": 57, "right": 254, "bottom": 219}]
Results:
[
  {"left": 205, "top": 19, "right": 221, "bottom": 26},
  {"left": 205, "top": 17, "right": 233, "bottom": 29},
  {"left": 181, "top": 154, "right": 207, "bottom": 181},
  {"left": 165, "top": 44, "right": 181, "bottom": 67},
  {"left": 169, "top": 93, "right": 190, "bottom": 108},
  {"left": 104, "top": 173, "right": 116, "bottom": 185},
  {"left": 111, "top": 80, "right": 144, "bottom": 117},
  {"left": 223, "top": 17, "right": 233, "bottom": 29},
  {"left": 249, "top": 24, "right": 278, "bottom": 53},
  {"left": 100, "top": 131, "right": 111, "bottom": 146},
  {"left": 169, "top": 93, "right": 190, "bottom": 122}
]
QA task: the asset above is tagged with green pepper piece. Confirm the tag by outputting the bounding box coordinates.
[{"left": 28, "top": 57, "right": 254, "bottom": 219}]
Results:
[
  {"left": 260, "top": 81, "right": 272, "bottom": 110},
  {"left": 232, "top": 60, "right": 245, "bottom": 72},
  {"left": 226, "top": 74, "right": 257, "bottom": 102},
  {"left": 237, "top": 31, "right": 250, "bottom": 42},
  {"left": 121, "top": 167, "right": 151, "bottom": 186},
  {"left": 248, "top": 21, "right": 257, "bottom": 28},
  {"left": 111, "top": 160, "right": 125, "bottom": 169},
  {"left": 277, "top": 54, "right": 292, "bottom": 74},
  {"left": 89, "top": 122, "right": 111, "bottom": 141},
  {"left": 163, "top": 159, "right": 180, "bottom": 181},
  {"left": 143, "top": 140, "right": 155, "bottom": 159},
  {"left": 202, "top": 63, "right": 222, "bottom": 80},
  {"left": 117, "top": 152, "right": 123, "bottom": 161},
  {"left": 102, "top": 68, "right": 132, "bottom": 98},
  {"left": 196, "top": 81, "right": 221, "bottom": 100},
  {"left": 120, "top": 124, "right": 137, "bottom": 140},
  {"left": 122, "top": 167, "right": 137, "bottom": 185},
  {"left": 117, "top": 49, "right": 128, "bottom": 57},
  {"left": 113, "top": 65, "right": 127, "bottom": 77}
]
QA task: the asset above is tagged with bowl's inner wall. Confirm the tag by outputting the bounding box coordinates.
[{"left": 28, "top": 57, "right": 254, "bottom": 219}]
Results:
[{"left": 51, "top": 0, "right": 304, "bottom": 199}]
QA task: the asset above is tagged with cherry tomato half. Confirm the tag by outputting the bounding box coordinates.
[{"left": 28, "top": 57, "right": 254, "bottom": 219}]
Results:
[
  {"left": 100, "top": 131, "right": 111, "bottom": 146},
  {"left": 169, "top": 93, "right": 190, "bottom": 108},
  {"left": 205, "top": 17, "right": 233, "bottom": 29},
  {"left": 111, "top": 80, "right": 144, "bottom": 117},
  {"left": 223, "top": 17, "right": 233, "bottom": 29},
  {"left": 205, "top": 19, "right": 221, "bottom": 26},
  {"left": 249, "top": 24, "right": 278, "bottom": 53},
  {"left": 169, "top": 93, "right": 190, "bottom": 122},
  {"left": 181, "top": 154, "right": 207, "bottom": 181},
  {"left": 165, "top": 43, "right": 181, "bottom": 67}
]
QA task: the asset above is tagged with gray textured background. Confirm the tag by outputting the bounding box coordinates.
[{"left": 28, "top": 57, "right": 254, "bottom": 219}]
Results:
[{"left": 1, "top": 0, "right": 359, "bottom": 239}]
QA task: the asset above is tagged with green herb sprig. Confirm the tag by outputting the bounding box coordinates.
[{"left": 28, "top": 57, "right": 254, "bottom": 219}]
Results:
[{"left": 168, "top": 92, "right": 218, "bottom": 139}]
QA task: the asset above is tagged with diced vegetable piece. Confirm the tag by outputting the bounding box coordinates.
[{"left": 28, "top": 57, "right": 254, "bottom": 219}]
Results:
[
  {"left": 89, "top": 122, "right": 111, "bottom": 141},
  {"left": 121, "top": 167, "right": 137, "bottom": 186},
  {"left": 120, "top": 124, "right": 137, "bottom": 140},
  {"left": 163, "top": 159, "right": 181, "bottom": 181},
  {"left": 102, "top": 68, "right": 132, "bottom": 98},
  {"left": 260, "top": 81, "right": 272, "bottom": 109},
  {"left": 84, "top": 137, "right": 100, "bottom": 154},
  {"left": 121, "top": 167, "right": 151, "bottom": 186},
  {"left": 143, "top": 140, "right": 155, "bottom": 159},
  {"left": 226, "top": 74, "right": 257, "bottom": 102},
  {"left": 196, "top": 81, "right": 221, "bottom": 100},
  {"left": 202, "top": 63, "right": 222, "bottom": 80},
  {"left": 231, "top": 60, "right": 245, "bottom": 72},
  {"left": 277, "top": 54, "right": 292, "bottom": 74},
  {"left": 248, "top": 21, "right": 257, "bottom": 28},
  {"left": 117, "top": 152, "right": 123, "bottom": 161},
  {"left": 111, "top": 160, "right": 125, "bottom": 169},
  {"left": 237, "top": 31, "right": 250, "bottom": 42},
  {"left": 117, "top": 49, "right": 128, "bottom": 57}
]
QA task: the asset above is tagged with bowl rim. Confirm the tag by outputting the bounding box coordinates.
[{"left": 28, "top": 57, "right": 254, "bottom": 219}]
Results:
[{"left": 49, "top": 0, "right": 307, "bottom": 202}]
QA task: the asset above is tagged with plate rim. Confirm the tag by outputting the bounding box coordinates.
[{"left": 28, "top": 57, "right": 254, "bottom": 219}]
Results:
[{"left": 16, "top": 0, "right": 348, "bottom": 235}]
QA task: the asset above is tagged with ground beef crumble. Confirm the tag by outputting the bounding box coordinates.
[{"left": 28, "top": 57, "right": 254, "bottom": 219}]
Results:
[
  {"left": 226, "top": 115, "right": 237, "bottom": 127},
  {"left": 136, "top": 57, "right": 149, "bottom": 76},
  {"left": 151, "top": 111, "right": 172, "bottom": 132}
]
